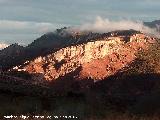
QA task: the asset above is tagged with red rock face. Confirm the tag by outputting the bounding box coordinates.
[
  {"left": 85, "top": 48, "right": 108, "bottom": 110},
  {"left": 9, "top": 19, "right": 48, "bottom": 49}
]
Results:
[
  {"left": 79, "top": 41, "right": 146, "bottom": 80},
  {"left": 13, "top": 33, "right": 156, "bottom": 81},
  {"left": 79, "top": 34, "right": 157, "bottom": 80}
]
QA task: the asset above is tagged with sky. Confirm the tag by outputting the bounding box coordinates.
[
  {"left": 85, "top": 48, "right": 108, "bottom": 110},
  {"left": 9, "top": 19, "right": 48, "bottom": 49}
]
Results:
[{"left": 0, "top": 0, "right": 160, "bottom": 46}]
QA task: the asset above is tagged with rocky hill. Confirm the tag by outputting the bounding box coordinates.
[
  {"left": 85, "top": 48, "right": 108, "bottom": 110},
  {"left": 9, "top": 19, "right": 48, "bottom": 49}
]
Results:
[
  {"left": 0, "top": 44, "right": 26, "bottom": 70},
  {"left": 0, "top": 28, "right": 140, "bottom": 70},
  {"left": 0, "top": 28, "right": 159, "bottom": 102},
  {"left": 12, "top": 30, "right": 156, "bottom": 82},
  {"left": 144, "top": 20, "right": 160, "bottom": 32}
]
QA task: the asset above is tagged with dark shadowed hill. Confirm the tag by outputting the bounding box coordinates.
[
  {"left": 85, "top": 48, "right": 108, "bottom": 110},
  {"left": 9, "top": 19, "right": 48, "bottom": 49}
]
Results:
[
  {"left": 144, "top": 20, "right": 160, "bottom": 28},
  {"left": 0, "top": 44, "right": 26, "bottom": 70},
  {"left": 144, "top": 20, "right": 160, "bottom": 32}
]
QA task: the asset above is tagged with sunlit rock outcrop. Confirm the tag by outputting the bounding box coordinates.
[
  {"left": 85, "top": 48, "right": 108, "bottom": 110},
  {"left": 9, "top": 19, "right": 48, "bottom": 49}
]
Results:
[{"left": 13, "top": 32, "right": 156, "bottom": 81}]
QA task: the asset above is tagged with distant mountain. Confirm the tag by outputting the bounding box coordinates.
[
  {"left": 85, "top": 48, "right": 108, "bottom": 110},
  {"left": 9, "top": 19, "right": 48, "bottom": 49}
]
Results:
[
  {"left": 144, "top": 20, "right": 160, "bottom": 32},
  {"left": 0, "top": 43, "right": 26, "bottom": 70},
  {"left": 0, "top": 43, "right": 24, "bottom": 55}
]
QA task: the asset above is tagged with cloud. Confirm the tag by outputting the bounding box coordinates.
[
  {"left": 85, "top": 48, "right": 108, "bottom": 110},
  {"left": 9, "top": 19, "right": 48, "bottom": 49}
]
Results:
[
  {"left": 0, "top": 20, "right": 68, "bottom": 45},
  {"left": 0, "top": 43, "right": 9, "bottom": 50},
  {"left": 0, "top": 0, "right": 159, "bottom": 46},
  {"left": 78, "top": 16, "right": 159, "bottom": 37},
  {"left": 0, "top": 20, "right": 63, "bottom": 34}
]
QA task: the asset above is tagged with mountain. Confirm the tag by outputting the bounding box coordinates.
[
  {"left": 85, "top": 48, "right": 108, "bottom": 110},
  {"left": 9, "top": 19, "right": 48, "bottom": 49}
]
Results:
[
  {"left": 0, "top": 28, "right": 159, "bottom": 108},
  {"left": 144, "top": 20, "right": 160, "bottom": 28},
  {"left": 0, "top": 43, "right": 26, "bottom": 70},
  {"left": 0, "top": 28, "right": 140, "bottom": 71},
  {"left": 12, "top": 30, "right": 156, "bottom": 82},
  {"left": 144, "top": 20, "right": 160, "bottom": 32}
]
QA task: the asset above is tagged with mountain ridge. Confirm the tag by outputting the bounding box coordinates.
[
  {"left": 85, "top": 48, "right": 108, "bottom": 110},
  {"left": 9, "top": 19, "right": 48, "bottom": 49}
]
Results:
[
  {"left": 0, "top": 29, "right": 140, "bottom": 70},
  {"left": 12, "top": 31, "right": 156, "bottom": 81}
]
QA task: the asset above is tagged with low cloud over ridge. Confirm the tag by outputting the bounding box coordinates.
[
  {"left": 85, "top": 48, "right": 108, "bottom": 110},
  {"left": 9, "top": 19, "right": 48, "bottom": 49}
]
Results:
[{"left": 78, "top": 16, "right": 159, "bottom": 38}]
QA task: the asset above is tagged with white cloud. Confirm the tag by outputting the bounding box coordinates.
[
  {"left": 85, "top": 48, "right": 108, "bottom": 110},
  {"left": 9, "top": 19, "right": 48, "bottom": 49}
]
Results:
[
  {"left": 0, "top": 43, "right": 9, "bottom": 49},
  {"left": 0, "top": 20, "right": 69, "bottom": 45},
  {"left": 0, "top": 20, "right": 62, "bottom": 34},
  {"left": 78, "top": 16, "right": 159, "bottom": 37}
]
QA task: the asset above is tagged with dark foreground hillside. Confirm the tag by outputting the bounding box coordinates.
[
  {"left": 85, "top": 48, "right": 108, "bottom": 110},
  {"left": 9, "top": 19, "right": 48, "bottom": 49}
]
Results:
[{"left": 1, "top": 73, "right": 160, "bottom": 120}]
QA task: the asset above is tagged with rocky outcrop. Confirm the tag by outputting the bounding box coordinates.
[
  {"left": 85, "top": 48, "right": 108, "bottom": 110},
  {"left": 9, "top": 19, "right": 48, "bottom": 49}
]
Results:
[{"left": 12, "top": 32, "right": 156, "bottom": 81}]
